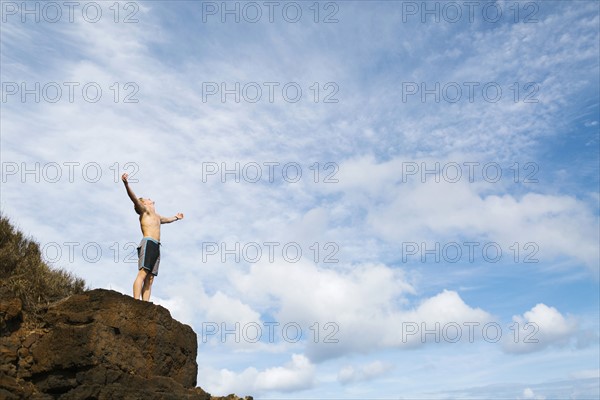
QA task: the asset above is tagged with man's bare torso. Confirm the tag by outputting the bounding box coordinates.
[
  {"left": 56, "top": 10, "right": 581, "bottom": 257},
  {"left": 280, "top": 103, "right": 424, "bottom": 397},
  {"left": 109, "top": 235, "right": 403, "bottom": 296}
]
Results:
[{"left": 139, "top": 210, "right": 161, "bottom": 241}]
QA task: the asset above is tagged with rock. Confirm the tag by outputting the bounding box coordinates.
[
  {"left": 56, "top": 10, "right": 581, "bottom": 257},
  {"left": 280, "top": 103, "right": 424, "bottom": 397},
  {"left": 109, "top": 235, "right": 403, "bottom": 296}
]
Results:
[
  {"left": 0, "top": 289, "right": 252, "bottom": 399},
  {"left": 30, "top": 289, "right": 197, "bottom": 387},
  {"left": 0, "top": 297, "right": 22, "bottom": 336}
]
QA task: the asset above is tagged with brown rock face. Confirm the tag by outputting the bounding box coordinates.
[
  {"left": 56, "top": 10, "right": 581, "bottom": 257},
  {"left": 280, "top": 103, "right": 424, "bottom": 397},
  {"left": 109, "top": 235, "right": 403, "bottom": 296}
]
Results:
[{"left": 0, "top": 289, "right": 252, "bottom": 400}]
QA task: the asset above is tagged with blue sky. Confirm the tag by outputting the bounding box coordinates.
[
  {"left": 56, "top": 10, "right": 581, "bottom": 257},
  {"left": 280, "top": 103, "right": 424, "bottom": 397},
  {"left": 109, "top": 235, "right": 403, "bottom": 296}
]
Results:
[{"left": 1, "top": 1, "right": 599, "bottom": 398}]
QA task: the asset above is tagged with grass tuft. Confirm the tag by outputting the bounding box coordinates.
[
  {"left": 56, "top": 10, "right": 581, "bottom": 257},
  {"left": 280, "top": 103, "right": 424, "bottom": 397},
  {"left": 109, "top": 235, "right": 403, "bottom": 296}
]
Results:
[{"left": 0, "top": 213, "right": 86, "bottom": 320}]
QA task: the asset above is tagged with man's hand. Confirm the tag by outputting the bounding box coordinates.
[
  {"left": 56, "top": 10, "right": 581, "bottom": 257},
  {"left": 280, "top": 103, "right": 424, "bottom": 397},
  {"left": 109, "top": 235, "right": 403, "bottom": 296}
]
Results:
[
  {"left": 176, "top": 213, "right": 184, "bottom": 220},
  {"left": 122, "top": 173, "right": 129, "bottom": 184}
]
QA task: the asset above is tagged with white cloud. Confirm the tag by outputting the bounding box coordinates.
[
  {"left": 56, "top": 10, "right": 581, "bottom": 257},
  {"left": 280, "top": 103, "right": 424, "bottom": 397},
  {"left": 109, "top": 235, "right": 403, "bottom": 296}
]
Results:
[
  {"left": 332, "top": 155, "right": 600, "bottom": 271},
  {"left": 231, "top": 259, "right": 415, "bottom": 323},
  {"left": 156, "top": 281, "right": 267, "bottom": 351},
  {"left": 520, "top": 387, "right": 546, "bottom": 400},
  {"left": 230, "top": 257, "right": 493, "bottom": 360},
  {"left": 255, "top": 353, "right": 315, "bottom": 391},
  {"left": 503, "top": 304, "right": 578, "bottom": 354},
  {"left": 569, "top": 369, "right": 600, "bottom": 380},
  {"left": 384, "top": 290, "right": 493, "bottom": 349},
  {"left": 199, "top": 353, "right": 315, "bottom": 396},
  {"left": 337, "top": 360, "right": 393, "bottom": 385},
  {"left": 202, "top": 290, "right": 261, "bottom": 326}
]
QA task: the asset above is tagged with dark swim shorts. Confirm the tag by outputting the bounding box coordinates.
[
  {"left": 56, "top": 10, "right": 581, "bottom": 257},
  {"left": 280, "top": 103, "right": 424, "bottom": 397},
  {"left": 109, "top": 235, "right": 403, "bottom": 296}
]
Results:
[{"left": 137, "top": 237, "right": 161, "bottom": 276}]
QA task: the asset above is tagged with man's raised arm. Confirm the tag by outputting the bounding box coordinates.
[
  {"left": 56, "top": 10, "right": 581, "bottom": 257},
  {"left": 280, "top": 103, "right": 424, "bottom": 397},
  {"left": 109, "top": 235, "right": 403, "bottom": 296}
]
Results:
[
  {"left": 160, "top": 213, "right": 184, "bottom": 224},
  {"left": 122, "top": 173, "right": 146, "bottom": 214}
]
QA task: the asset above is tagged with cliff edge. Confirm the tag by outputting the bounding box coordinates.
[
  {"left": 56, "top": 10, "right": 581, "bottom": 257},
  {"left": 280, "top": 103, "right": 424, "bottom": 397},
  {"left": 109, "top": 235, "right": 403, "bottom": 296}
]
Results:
[{"left": 0, "top": 288, "right": 251, "bottom": 400}]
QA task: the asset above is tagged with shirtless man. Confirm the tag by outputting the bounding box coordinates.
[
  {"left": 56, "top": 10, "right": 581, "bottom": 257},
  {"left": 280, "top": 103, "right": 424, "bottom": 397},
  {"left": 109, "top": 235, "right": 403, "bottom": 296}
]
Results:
[{"left": 122, "top": 173, "right": 184, "bottom": 301}]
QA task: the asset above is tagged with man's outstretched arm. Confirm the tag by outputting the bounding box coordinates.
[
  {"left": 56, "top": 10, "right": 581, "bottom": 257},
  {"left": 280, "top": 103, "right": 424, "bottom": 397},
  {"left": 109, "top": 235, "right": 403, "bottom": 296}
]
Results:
[
  {"left": 122, "top": 173, "right": 146, "bottom": 214},
  {"left": 160, "top": 213, "right": 184, "bottom": 224}
]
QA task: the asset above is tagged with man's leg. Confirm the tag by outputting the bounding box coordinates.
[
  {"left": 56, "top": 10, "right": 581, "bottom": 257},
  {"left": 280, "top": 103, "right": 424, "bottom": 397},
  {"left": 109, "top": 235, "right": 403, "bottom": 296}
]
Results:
[
  {"left": 133, "top": 268, "right": 148, "bottom": 300},
  {"left": 142, "top": 274, "right": 154, "bottom": 301}
]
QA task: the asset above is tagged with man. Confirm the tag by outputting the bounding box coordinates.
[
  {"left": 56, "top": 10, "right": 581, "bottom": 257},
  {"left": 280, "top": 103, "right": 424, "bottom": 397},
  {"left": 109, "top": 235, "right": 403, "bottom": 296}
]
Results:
[{"left": 122, "top": 173, "right": 184, "bottom": 301}]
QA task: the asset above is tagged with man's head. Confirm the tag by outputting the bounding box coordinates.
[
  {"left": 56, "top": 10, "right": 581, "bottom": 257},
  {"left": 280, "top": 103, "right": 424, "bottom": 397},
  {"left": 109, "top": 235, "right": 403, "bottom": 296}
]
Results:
[
  {"left": 136, "top": 197, "right": 155, "bottom": 213},
  {"left": 139, "top": 197, "right": 155, "bottom": 205}
]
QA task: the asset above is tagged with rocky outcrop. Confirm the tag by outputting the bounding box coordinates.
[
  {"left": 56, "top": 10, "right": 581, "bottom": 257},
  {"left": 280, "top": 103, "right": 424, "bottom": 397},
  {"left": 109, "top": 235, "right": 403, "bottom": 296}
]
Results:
[{"left": 0, "top": 289, "right": 251, "bottom": 400}]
